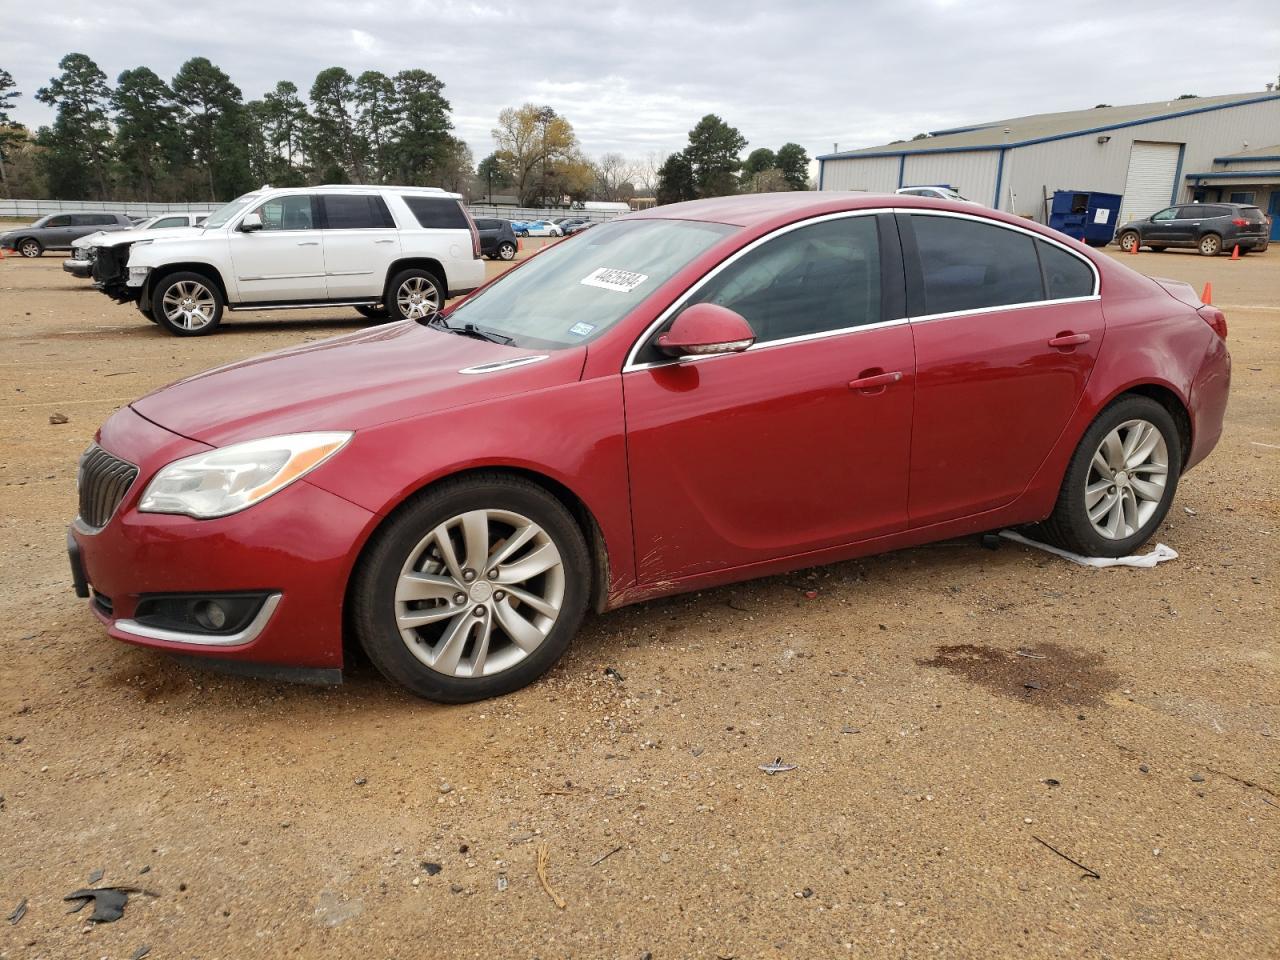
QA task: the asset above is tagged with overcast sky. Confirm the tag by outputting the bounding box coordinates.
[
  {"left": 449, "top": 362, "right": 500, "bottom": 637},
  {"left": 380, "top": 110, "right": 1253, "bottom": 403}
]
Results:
[{"left": 3, "top": 0, "right": 1278, "bottom": 165}]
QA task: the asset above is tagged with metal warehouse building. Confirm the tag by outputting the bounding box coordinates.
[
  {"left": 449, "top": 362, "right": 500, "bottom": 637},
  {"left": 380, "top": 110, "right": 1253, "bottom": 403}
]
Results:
[{"left": 817, "top": 91, "right": 1280, "bottom": 239}]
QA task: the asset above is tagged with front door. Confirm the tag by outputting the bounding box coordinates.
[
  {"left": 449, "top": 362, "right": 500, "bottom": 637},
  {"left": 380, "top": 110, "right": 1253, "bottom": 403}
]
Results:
[
  {"left": 1145, "top": 206, "right": 1180, "bottom": 243},
  {"left": 319, "top": 194, "right": 402, "bottom": 300},
  {"left": 624, "top": 213, "right": 915, "bottom": 583},
  {"left": 228, "top": 194, "right": 327, "bottom": 303},
  {"left": 902, "top": 212, "right": 1105, "bottom": 527}
]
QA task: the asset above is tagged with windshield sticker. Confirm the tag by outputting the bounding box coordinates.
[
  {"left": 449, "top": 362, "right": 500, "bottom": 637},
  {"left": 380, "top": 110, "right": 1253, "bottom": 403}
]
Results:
[
  {"left": 568, "top": 321, "right": 596, "bottom": 337},
  {"left": 580, "top": 267, "right": 648, "bottom": 293}
]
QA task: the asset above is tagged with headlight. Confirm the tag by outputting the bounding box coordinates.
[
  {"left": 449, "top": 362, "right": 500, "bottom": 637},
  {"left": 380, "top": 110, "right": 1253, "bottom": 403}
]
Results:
[{"left": 138, "top": 432, "right": 352, "bottom": 518}]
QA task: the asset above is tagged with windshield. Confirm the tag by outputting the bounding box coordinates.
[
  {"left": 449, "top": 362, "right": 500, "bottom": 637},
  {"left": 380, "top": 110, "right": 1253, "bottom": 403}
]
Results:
[
  {"left": 446, "top": 218, "right": 736, "bottom": 349},
  {"left": 203, "top": 193, "right": 263, "bottom": 229}
]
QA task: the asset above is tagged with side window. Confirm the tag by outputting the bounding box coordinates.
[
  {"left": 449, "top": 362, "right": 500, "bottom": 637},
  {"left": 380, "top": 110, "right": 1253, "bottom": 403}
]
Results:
[
  {"left": 475, "top": 218, "right": 500, "bottom": 230},
  {"left": 46, "top": 215, "right": 71, "bottom": 227},
  {"left": 253, "top": 195, "right": 315, "bottom": 231},
  {"left": 1178, "top": 205, "right": 1206, "bottom": 219},
  {"left": 1151, "top": 207, "right": 1177, "bottom": 222},
  {"left": 322, "top": 194, "right": 395, "bottom": 230},
  {"left": 195, "top": 216, "right": 207, "bottom": 225},
  {"left": 1036, "top": 241, "right": 1094, "bottom": 300},
  {"left": 153, "top": 216, "right": 187, "bottom": 228},
  {"left": 912, "top": 214, "right": 1043, "bottom": 314},
  {"left": 402, "top": 196, "right": 470, "bottom": 229},
  {"left": 681, "top": 215, "right": 882, "bottom": 345}
]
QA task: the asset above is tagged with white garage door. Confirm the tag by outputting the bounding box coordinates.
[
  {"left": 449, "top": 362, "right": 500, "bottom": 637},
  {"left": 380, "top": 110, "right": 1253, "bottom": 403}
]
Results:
[{"left": 1120, "top": 141, "right": 1182, "bottom": 223}]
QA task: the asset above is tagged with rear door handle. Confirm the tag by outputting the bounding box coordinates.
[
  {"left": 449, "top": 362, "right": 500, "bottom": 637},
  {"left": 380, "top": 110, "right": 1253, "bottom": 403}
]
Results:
[
  {"left": 1048, "top": 332, "right": 1090, "bottom": 348},
  {"left": 848, "top": 370, "right": 903, "bottom": 393},
  {"left": 374, "top": 239, "right": 396, "bottom": 244}
]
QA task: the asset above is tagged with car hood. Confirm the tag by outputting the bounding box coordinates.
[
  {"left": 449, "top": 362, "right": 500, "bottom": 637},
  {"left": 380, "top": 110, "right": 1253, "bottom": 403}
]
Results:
[
  {"left": 131, "top": 321, "right": 586, "bottom": 446},
  {"left": 94, "top": 226, "right": 203, "bottom": 248}
]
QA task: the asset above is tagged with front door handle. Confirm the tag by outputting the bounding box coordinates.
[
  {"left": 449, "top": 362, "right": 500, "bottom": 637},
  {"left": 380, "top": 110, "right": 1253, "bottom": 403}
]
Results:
[
  {"left": 374, "top": 239, "right": 396, "bottom": 244},
  {"left": 297, "top": 240, "right": 320, "bottom": 246},
  {"left": 848, "top": 370, "right": 903, "bottom": 394},
  {"left": 1048, "top": 332, "right": 1090, "bottom": 348}
]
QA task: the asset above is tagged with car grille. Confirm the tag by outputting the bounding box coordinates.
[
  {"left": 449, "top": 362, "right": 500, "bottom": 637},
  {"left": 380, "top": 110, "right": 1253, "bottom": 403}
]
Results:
[{"left": 77, "top": 445, "right": 139, "bottom": 530}]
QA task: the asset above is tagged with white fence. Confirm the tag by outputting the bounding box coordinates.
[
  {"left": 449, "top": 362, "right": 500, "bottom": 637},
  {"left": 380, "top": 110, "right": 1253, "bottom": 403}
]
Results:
[{"left": 1, "top": 198, "right": 631, "bottom": 222}]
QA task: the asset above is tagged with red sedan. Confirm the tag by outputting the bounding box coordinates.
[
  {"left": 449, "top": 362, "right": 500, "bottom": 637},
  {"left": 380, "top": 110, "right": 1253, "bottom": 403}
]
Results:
[{"left": 68, "top": 193, "right": 1231, "bottom": 701}]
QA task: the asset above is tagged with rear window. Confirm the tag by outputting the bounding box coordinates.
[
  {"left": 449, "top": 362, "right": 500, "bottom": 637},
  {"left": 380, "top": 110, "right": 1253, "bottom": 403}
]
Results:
[
  {"left": 475, "top": 218, "right": 502, "bottom": 230},
  {"left": 1241, "top": 207, "right": 1266, "bottom": 223},
  {"left": 1037, "top": 241, "right": 1094, "bottom": 300},
  {"left": 403, "top": 196, "right": 469, "bottom": 230},
  {"left": 322, "top": 194, "right": 395, "bottom": 229},
  {"left": 912, "top": 214, "right": 1044, "bottom": 314}
]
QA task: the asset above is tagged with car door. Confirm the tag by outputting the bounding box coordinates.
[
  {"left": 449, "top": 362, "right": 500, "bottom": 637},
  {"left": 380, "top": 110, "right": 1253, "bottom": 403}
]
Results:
[
  {"left": 319, "top": 193, "right": 401, "bottom": 300},
  {"left": 623, "top": 212, "right": 915, "bottom": 583},
  {"left": 901, "top": 212, "right": 1104, "bottom": 527},
  {"left": 41, "top": 215, "right": 74, "bottom": 248},
  {"left": 1145, "top": 206, "right": 1179, "bottom": 243},
  {"left": 228, "top": 193, "right": 327, "bottom": 302},
  {"left": 1174, "top": 204, "right": 1213, "bottom": 245}
]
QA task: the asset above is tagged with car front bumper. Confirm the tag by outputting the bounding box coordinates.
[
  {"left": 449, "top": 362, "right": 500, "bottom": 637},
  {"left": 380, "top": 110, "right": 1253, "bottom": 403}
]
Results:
[
  {"left": 62, "top": 258, "right": 93, "bottom": 277},
  {"left": 69, "top": 406, "right": 377, "bottom": 673}
]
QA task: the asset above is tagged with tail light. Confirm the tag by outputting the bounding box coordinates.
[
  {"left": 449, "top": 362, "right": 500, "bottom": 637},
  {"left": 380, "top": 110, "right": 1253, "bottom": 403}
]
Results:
[
  {"left": 458, "top": 203, "right": 481, "bottom": 259},
  {"left": 1198, "top": 304, "right": 1227, "bottom": 340},
  {"left": 1231, "top": 218, "right": 1248, "bottom": 227}
]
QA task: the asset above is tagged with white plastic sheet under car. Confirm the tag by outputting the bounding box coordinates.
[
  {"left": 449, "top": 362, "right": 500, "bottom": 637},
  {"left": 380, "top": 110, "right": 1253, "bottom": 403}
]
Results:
[{"left": 998, "top": 530, "right": 1178, "bottom": 568}]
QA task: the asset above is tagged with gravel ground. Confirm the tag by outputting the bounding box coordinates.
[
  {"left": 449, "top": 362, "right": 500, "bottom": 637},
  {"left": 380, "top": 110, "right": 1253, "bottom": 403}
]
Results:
[{"left": 0, "top": 243, "right": 1276, "bottom": 959}]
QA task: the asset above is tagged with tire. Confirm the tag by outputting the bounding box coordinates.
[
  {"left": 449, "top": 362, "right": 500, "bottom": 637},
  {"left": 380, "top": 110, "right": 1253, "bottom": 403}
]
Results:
[
  {"left": 497, "top": 241, "right": 517, "bottom": 261},
  {"left": 18, "top": 238, "right": 42, "bottom": 258},
  {"left": 1118, "top": 231, "right": 1141, "bottom": 253},
  {"left": 356, "top": 304, "right": 391, "bottom": 321},
  {"left": 1198, "top": 233, "right": 1222, "bottom": 256},
  {"left": 385, "top": 268, "right": 444, "bottom": 322},
  {"left": 152, "top": 271, "right": 223, "bottom": 336},
  {"left": 350, "top": 474, "right": 591, "bottom": 702},
  {"left": 1036, "top": 395, "right": 1182, "bottom": 558},
  {"left": 1149, "top": 246, "right": 1166, "bottom": 253}
]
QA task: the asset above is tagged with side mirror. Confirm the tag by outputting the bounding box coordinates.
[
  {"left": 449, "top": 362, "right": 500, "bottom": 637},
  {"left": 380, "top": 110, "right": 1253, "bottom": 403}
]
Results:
[
  {"left": 656, "top": 303, "right": 755, "bottom": 357},
  {"left": 239, "top": 212, "right": 263, "bottom": 233}
]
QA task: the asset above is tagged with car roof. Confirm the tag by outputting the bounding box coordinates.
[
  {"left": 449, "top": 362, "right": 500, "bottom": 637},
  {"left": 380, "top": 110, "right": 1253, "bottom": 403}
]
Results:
[
  {"left": 310, "top": 184, "right": 460, "bottom": 199},
  {"left": 626, "top": 191, "right": 973, "bottom": 227}
]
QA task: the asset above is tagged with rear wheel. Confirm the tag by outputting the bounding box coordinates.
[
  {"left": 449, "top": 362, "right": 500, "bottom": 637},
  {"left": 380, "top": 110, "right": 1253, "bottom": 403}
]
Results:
[
  {"left": 1036, "top": 395, "right": 1182, "bottom": 557},
  {"left": 1198, "top": 233, "right": 1222, "bottom": 256},
  {"left": 350, "top": 475, "right": 590, "bottom": 702},
  {"left": 497, "top": 241, "right": 517, "bottom": 261},
  {"left": 152, "top": 271, "right": 223, "bottom": 336},
  {"left": 18, "top": 238, "right": 42, "bottom": 258},
  {"left": 385, "top": 268, "right": 444, "bottom": 322},
  {"left": 1118, "top": 231, "right": 1141, "bottom": 253}
]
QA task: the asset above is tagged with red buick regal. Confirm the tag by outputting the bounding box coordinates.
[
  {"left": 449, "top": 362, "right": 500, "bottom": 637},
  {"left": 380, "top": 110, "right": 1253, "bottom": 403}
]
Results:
[{"left": 68, "top": 193, "right": 1231, "bottom": 701}]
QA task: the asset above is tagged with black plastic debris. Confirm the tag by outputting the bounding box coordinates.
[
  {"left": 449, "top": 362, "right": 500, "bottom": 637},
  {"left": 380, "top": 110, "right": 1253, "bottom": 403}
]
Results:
[
  {"left": 7, "top": 898, "right": 27, "bottom": 925},
  {"left": 132, "top": 946, "right": 152, "bottom": 960},
  {"left": 88, "top": 868, "right": 105, "bottom": 884},
  {"left": 421, "top": 862, "right": 443, "bottom": 876},
  {"left": 63, "top": 886, "right": 155, "bottom": 923}
]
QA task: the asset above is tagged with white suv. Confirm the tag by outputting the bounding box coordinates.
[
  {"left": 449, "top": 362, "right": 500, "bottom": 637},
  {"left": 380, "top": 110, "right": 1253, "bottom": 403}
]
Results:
[{"left": 91, "top": 185, "right": 486, "bottom": 336}]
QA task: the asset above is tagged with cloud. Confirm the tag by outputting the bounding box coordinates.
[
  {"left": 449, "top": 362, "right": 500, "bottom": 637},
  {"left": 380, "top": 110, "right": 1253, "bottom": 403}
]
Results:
[{"left": 3, "top": 0, "right": 1277, "bottom": 166}]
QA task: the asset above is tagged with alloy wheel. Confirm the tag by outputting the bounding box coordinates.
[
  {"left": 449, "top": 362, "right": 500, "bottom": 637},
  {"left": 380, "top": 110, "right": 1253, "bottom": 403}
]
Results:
[
  {"left": 1199, "top": 235, "right": 1220, "bottom": 256},
  {"left": 396, "top": 276, "right": 440, "bottom": 320},
  {"left": 1120, "top": 232, "right": 1139, "bottom": 252},
  {"left": 1084, "top": 418, "right": 1169, "bottom": 540},
  {"left": 161, "top": 279, "right": 217, "bottom": 330},
  {"left": 20, "top": 240, "right": 40, "bottom": 258},
  {"left": 395, "top": 509, "right": 565, "bottom": 678}
]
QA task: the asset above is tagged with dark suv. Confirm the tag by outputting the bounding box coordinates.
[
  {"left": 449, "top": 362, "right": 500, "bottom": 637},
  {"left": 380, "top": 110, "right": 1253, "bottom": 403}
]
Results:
[
  {"left": 1116, "top": 202, "right": 1269, "bottom": 256},
  {"left": 474, "top": 218, "right": 518, "bottom": 261},
  {"left": 0, "top": 212, "right": 135, "bottom": 258}
]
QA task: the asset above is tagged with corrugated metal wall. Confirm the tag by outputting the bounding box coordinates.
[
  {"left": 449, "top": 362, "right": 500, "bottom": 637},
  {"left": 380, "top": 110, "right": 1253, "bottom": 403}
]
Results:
[
  {"left": 820, "top": 156, "right": 899, "bottom": 191},
  {"left": 901, "top": 152, "right": 1000, "bottom": 207}
]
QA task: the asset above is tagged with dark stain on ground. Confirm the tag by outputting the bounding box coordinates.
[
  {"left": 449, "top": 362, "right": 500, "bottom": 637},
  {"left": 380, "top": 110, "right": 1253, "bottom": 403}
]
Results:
[{"left": 918, "top": 643, "right": 1120, "bottom": 707}]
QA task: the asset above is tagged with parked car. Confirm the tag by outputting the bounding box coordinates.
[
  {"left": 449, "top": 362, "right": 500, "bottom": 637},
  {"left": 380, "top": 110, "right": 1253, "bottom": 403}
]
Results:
[
  {"left": 1116, "top": 202, "right": 1269, "bottom": 255},
  {"left": 68, "top": 193, "right": 1229, "bottom": 702},
  {"left": 89, "top": 185, "right": 485, "bottom": 335},
  {"left": 896, "top": 186, "right": 979, "bottom": 204},
  {"left": 64, "top": 213, "right": 211, "bottom": 278},
  {"left": 518, "top": 219, "right": 564, "bottom": 238},
  {"left": 0, "top": 212, "right": 135, "bottom": 258},
  {"left": 563, "top": 221, "right": 596, "bottom": 236},
  {"left": 474, "top": 218, "right": 519, "bottom": 260}
]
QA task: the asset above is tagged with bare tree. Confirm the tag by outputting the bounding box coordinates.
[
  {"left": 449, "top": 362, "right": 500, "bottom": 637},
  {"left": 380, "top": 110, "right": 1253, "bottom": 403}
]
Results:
[{"left": 593, "top": 151, "right": 637, "bottom": 201}]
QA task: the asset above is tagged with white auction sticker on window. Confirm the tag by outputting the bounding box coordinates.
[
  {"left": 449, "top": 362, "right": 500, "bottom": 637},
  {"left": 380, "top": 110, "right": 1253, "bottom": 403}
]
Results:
[{"left": 580, "top": 267, "right": 648, "bottom": 293}]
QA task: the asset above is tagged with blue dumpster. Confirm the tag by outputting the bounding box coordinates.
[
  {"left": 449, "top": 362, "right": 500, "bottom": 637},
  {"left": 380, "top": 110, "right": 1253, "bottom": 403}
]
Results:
[{"left": 1048, "top": 190, "right": 1124, "bottom": 247}]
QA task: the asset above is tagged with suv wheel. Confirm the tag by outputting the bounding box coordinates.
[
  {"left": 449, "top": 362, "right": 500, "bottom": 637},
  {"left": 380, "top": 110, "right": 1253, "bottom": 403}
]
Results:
[
  {"left": 153, "top": 272, "right": 224, "bottom": 336},
  {"left": 18, "top": 238, "right": 42, "bottom": 258},
  {"left": 1118, "top": 231, "right": 1141, "bottom": 253},
  {"left": 387, "top": 268, "right": 444, "bottom": 321},
  {"left": 1198, "top": 233, "right": 1222, "bottom": 256},
  {"left": 350, "top": 474, "right": 590, "bottom": 702},
  {"left": 497, "top": 241, "right": 517, "bottom": 261}
]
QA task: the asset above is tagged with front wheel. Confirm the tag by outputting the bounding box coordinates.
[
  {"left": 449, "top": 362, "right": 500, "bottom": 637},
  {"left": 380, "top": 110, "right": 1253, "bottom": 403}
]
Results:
[
  {"left": 350, "top": 475, "right": 591, "bottom": 702},
  {"left": 152, "top": 272, "right": 224, "bottom": 336},
  {"left": 1198, "top": 233, "right": 1222, "bottom": 256},
  {"left": 1036, "top": 395, "right": 1182, "bottom": 557},
  {"left": 19, "top": 238, "right": 42, "bottom": 258},
  {"left": 497, "top": 241, "right": 517, "bottom": 261},
  {"left": 1118, "top": 231, "right": 1141, "bottom": 253},
  {"left": 386, "top": 268, "right": 444, "bottom": 321}
]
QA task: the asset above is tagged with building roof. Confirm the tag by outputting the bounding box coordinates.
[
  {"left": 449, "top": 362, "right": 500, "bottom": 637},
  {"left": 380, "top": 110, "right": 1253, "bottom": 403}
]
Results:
[
  {"left": 1213, "top": 144, "right": 1280, "bottom": 162},
  {"left": 819, "top": 92, "right": 1280, "bottom": 161}
]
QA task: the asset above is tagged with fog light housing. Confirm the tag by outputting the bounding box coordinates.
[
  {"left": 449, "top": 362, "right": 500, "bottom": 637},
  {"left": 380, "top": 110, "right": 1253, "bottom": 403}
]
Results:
[{"left": 133, "top": 592, "right": 273, "bottom": 636}]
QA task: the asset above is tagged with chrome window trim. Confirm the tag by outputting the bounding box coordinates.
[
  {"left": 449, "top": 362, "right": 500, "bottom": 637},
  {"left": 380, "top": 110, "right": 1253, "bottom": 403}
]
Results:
[
  {"left": 458, "top": 355, "right": 549, "bottom": 375},
  {"left": 622, "top": 208, "right": 895, "bottom": 372},
  {"left": 114, "top": 592, "right": 282, "bottom": 648},
  {"left": 908, "top": 293, "right": 1101, "bottom": 325}
]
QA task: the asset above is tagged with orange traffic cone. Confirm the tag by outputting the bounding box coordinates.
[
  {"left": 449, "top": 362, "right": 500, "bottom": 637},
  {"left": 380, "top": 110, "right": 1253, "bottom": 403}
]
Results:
[
  {"left": 1201, "top": 282, "right": 1212, "bottom": 305},
  {"left": 1129, "top": 238, "right": 1138, "bottom": 255},
  {"left": 1230, "top": 244, "right": 1240, "bottom": 260},
  {"left": 517, "top": 236, "right": 523, "bottom": 254}
]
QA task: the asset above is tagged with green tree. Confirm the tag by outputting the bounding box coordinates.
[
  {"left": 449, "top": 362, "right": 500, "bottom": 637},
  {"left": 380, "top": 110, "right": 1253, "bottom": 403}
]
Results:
[
  {"left": 112, "top": 67, "right": 180, "bottom": 202},
  {"left": 739, "top": 147, "right": 776, "bottom": 185},
  {"left": 476, "top": 151, "right": 512, "bottom": 197},
  {"left": 309, "top": 67, "right": 364, "bottom": 183},
  {"left": 354, "top": 70, "right": 396, "bottom": 182},
  {"left": 390, "top": 69, "right": 452, "bottom": 185},
  {"left": 655, "top": 150, "right": 696, "bottom": 205},
  {"left": 775, "top": 142, "right": 810, "bottom": 190},
  {"left": 35, "top": 53, "right": 114, "bottom": 199},
  {"left": 0, "top": 68, "right": 24, "bottom": 197},
  {"left": 258, "top": 81, "right": 310, "bottom": 179},
  {"left": 684, "top": 114, "right": 746, "bottom": 198},
  {"left": 172, "top": 57, "right": 247, "bottom": 199}
]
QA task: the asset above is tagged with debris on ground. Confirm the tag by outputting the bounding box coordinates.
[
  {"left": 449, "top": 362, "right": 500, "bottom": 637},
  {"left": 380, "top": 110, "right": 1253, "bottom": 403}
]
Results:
[
  {"left": 63, "top": 886, "right": 155, "bottom": 923},
  {"left": 422, "top": 861, "right": 443, "bottom": 875},
  {"left": 7, "top": 898, "right": 27, "bottom": 925},
  {"left": 496, "top": 875, "right": 508, "bottom": 892},
  {"left": 1016, "top": 649, "right": 1047, "bottom": 659},
  {"left": 48, "top": 412, "right": 69, "bottom": 425},
  {"left": 998, "top": 529, "right": 1177, "bottom": 568},
  {"left": 88, "top": 868, "right": 104, "bottom": 884},
  {"left": 313, "top": 890, "right": 363, "bottom": 927},
  {"left": 536, "top": 844, "right": 567, "bottom": 909},
  {"left": 603, "top": 667, "right": 625, "bottom": 682},
  {"left": 759, "top": 758, "right": 798, "bottom": 775},
  {"left": 589, "top": 845, "right": 623, "bottom": 867},
  {"left": 1190, "top": 773, "right": 1206, "bottom": 783},
  {"left": 131, "top": 945, "right": 151, "bottom": 959},
  {"left": 1032, "top": 836, "right": 1100, "bottom": 880}
]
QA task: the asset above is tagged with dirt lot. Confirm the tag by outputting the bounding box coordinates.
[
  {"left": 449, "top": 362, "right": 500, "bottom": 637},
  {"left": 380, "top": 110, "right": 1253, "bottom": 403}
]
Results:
[{"left": 0, "top": 242, "right": 1276, "bottom": 959}]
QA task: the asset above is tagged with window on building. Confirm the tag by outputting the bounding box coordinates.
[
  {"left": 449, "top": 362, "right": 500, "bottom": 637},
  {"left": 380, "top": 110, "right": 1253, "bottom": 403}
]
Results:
[{"left": 1228, "top": 192, "right": 1256, "bottom": 204}]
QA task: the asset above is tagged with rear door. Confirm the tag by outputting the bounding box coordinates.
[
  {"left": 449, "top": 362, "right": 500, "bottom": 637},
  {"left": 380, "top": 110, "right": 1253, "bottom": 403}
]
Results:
[
  {"left": 1177, "top": 204, "right": 1214, "bottom": 244},
  {"left": 319, "top": 194, "right": 400, "bottom": 300},
  {"left": 901, "top": 212, "right": 1104, "bottom": 527}
]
